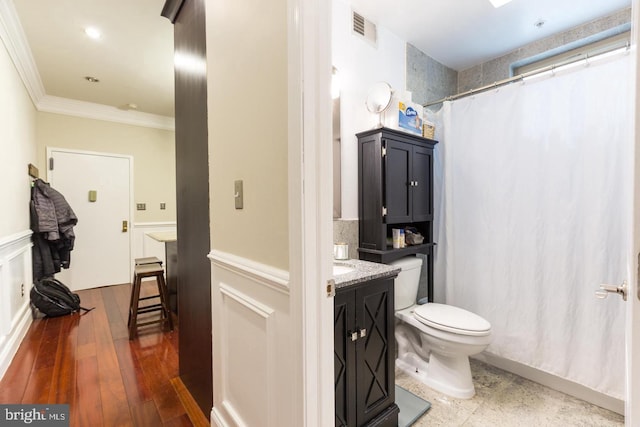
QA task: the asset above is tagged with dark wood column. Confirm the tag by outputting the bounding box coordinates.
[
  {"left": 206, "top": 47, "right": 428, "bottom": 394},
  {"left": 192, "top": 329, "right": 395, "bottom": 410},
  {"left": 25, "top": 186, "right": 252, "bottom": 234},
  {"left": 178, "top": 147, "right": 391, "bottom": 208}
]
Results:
[{"left": 162, "top": 0, "right": 212, "bottom": 417}]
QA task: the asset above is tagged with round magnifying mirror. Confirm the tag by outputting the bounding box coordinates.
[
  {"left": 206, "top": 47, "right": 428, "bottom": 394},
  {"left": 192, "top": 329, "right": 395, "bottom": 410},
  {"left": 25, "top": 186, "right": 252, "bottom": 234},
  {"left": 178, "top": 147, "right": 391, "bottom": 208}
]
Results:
[{"left": 365, "top": 82, "right": 393, "bottom": 128}]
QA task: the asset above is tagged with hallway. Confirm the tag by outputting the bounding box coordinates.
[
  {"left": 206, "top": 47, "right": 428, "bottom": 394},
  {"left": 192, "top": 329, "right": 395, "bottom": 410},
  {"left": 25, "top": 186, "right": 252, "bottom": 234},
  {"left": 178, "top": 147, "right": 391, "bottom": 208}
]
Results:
[{"left": 0, "top": 283, "right": 208, "bottom": 426}]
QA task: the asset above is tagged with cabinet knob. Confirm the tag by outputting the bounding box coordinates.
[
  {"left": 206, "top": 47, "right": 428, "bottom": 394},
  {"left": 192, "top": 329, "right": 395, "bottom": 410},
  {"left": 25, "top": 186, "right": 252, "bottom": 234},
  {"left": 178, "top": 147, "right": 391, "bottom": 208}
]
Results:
[
  {"left": 359, "top": 328, "right": 367, "bottom": 338},
  {"left": 350, "top": 331, "right": 358, "bottom": 342}
]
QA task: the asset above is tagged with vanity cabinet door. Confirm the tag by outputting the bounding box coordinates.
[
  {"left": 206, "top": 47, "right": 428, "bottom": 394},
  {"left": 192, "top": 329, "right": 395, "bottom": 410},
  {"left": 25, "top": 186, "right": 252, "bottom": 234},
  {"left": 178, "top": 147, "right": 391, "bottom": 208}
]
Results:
[
  {"left": 335, "top": 278, "right": 398, "bottom": 427},
  {"left": 354, "top": 279, "right": 396, "bottom": 426},
  {"left": 335, "top": 290, "right": 357, "bottom": 427}
]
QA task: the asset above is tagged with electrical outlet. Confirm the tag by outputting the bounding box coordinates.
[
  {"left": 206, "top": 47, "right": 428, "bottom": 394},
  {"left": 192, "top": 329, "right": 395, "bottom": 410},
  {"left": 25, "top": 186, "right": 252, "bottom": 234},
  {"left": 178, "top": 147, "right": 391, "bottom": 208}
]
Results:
[
  {"left": 160, "top": 203, "right": 166, "bottom": 210},
  {"left": 136, "top": 203, "right": 146, "bottom": 210}
]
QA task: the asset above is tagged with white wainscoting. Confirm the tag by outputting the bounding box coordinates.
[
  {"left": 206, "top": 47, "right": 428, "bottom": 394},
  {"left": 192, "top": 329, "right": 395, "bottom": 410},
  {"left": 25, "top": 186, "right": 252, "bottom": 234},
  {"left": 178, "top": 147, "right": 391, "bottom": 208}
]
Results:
[
  {"left": 0, "top": 230, "right": 34, "bottom": 380},
  {"left": 209, "top": 250, "right": 292, "bottom": 427},
  {"left": 132, "top": 222, "right": 176, "bottom": 266}
]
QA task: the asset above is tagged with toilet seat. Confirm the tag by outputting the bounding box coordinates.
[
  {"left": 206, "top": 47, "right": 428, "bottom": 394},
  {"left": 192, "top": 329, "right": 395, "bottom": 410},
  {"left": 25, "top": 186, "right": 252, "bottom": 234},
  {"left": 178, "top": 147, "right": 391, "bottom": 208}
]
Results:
[{"left": 413, "top": 303, "right": 491, "bottom": 337}]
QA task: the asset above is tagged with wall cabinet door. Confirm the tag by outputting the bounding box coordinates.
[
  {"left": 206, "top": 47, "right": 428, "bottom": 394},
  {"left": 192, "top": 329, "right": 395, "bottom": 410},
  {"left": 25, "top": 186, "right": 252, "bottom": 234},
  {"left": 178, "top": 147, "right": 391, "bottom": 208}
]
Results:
[
  {"left": 410, "top": 144, "right": 433, "bottom": 222},
  {"left": 384, "top": 140, "right": 412, "bottom": 224},
  {"left": 384, "top": 139, "right": 433, "bottom": 224},
  {"left": 334, "top": 279, "right": 398, "bottom": 427}
]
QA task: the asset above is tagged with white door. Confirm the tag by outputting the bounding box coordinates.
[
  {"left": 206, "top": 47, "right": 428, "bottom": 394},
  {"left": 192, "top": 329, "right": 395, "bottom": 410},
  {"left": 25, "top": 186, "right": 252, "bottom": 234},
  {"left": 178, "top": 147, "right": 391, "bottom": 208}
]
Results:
[{"left": 47, "top": 148, "right": 132, "bottom": 291}]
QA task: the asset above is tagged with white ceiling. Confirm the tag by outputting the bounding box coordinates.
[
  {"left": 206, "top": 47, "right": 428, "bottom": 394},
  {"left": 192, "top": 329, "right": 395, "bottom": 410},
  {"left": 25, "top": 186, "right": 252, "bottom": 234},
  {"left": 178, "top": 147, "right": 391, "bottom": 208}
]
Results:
[
  {"left": 12, "top": 0, "right": 174, "bottom": 118},
  {"left": 349, "top": 0, "right": 632, "bottom": 71},
  {"left": 9, "top": 0, "right": 632, "bottom": 120}
]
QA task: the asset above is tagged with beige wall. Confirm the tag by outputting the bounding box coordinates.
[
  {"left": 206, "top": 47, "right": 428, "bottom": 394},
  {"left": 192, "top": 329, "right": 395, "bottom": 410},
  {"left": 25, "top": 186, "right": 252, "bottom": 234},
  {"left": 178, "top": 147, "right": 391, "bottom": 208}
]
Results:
[
  {"left": 207, "top": 0, "right": 288, "bottom": 269},
  {"left": 0, "top": 40, "right": 37, "bottom": 238},
  {"left": 35, "top": 112, "right": 176, "bottom": 223}
]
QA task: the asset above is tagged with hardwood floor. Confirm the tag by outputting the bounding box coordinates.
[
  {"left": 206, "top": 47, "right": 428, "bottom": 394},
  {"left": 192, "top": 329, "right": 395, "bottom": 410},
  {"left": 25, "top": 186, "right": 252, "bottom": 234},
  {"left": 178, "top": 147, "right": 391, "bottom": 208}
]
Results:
[{"left": 0, "top": 283, "right": 209, "bottom": 427}]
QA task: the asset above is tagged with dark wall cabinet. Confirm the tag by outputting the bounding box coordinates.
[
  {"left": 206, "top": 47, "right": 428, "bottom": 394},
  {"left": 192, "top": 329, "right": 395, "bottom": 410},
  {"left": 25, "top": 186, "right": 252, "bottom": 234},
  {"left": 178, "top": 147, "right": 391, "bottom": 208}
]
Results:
[
  {"left": 334, "top": 278, "right": 398, "bottom": 427},
  {"left": 357, "top": 127, "right": 438, "bottom": 299}
]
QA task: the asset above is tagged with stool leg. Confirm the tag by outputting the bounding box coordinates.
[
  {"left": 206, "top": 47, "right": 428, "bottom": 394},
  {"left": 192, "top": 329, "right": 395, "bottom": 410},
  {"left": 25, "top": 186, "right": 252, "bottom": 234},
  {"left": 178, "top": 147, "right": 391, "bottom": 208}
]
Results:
[
  {"left": 127, "top": 273, "right": 136, "bottom": 327},
  {"left": 128, "top": 274, "right": 143, "bottom": 340},
  {"left": 156, "top": 273, "right": 174, "bottom": 331}
]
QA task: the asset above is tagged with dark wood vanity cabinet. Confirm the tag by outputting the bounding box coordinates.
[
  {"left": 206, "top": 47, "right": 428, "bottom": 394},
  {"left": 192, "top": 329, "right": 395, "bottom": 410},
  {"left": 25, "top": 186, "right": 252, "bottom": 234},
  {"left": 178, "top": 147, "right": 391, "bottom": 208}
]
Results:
[
  {"left": 334, "top": 278, "right": 398, "bottom": 427},
  {"left": 357, "top": 127, "right": 438, "bottom": 300}
]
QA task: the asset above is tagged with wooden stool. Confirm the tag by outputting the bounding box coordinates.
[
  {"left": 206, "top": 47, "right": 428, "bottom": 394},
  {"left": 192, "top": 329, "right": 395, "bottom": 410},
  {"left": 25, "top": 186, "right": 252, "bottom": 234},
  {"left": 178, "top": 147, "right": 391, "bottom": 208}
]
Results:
[
  {"left": 128, "top": 263, "right": 173, "bottom": 340},
  {"left": 134, "top": 256, "right": 162, "bottom": 266}
]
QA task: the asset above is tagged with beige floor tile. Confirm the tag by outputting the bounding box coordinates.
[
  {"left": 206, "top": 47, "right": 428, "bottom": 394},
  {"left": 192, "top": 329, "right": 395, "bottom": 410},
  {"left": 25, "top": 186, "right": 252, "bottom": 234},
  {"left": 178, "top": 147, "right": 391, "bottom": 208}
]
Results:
[{"left": 396, "top": 359, "right": 624, "bottom": 427}]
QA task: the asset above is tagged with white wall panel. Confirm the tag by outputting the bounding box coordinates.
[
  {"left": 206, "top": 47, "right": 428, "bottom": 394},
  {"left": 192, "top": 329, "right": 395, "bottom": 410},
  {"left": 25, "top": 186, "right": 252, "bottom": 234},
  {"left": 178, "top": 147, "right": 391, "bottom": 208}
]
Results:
[
  {"left": 0, "top": 231, "right": 34, "bottom": 380},
  {"left": 210, "top": 250, "right": 290, "bottom": 427}
]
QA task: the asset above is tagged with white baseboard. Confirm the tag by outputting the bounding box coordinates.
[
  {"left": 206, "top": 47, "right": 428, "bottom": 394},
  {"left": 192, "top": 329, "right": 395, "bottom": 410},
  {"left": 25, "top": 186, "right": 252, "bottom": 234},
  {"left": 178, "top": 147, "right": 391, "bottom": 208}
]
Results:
[
  {"left": 211, "top": 407, "right": 226, "bottom": 427},
  {"left": 0, "top": 303, "right": 32, "bottom": 380},
  {"left": 474, "top": 353, "right": 624, "bottom": 415}
]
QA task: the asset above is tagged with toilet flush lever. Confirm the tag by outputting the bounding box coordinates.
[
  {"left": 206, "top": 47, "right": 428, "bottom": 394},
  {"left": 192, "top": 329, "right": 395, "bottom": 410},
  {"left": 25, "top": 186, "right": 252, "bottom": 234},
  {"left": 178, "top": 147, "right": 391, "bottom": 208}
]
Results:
[{"left": 595, "top": 281, "right": 627, "bottom": 301}]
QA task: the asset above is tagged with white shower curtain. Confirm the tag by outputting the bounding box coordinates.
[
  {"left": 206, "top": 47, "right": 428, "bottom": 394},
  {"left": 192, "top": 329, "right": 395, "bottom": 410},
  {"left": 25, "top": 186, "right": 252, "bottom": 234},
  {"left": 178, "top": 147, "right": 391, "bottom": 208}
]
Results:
[{"left": 438, "top": 54, "right": 632, "bottom": 399}]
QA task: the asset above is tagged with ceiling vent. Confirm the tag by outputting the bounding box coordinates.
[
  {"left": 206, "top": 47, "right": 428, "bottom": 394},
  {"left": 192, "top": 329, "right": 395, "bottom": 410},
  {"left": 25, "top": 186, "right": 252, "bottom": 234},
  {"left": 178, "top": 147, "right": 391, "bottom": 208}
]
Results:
[{"left": 352, "top": 11, "right": 377, "bottom": 46}]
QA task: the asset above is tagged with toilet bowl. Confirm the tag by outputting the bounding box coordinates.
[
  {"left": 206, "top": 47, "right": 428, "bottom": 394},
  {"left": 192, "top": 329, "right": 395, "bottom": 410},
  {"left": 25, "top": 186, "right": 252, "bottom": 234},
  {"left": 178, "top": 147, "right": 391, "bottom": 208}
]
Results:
[{"left": 391, "top": 256, "right": 491, "bottom": 399}]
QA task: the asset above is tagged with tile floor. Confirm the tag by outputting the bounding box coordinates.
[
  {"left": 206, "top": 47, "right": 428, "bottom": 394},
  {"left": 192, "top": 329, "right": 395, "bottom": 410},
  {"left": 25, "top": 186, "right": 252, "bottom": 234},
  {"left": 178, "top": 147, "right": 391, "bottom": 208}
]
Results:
[{"left": 396, "top": 359, "right": 624, "bottom": 426}]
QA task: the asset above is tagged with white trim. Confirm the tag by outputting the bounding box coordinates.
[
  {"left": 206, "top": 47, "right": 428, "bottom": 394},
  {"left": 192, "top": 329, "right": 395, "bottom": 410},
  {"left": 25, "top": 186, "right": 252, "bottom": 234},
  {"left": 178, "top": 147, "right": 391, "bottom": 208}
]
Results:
[
  {"left": 0, "top": 2, "right": 174, "bottom": 131},
  {"left": 215, "top": 278, "right": 277, "bottom": 426},
  {"left": 0, "top": 230, "right": 34, "bottom": 381},
  {"left": 38, "top": 95, "right": 175, "bottom": 131},
  {"left": 474, "top": 353, "right": 624, "bottom": 415},
  {"left": 210, "top": 408, "right": 226, "bottom": 427},
  {"left": 0, "top": 302, "right": 32, "bottom": 381},
  {"left": 221, "top": 400, "right": 247, "bottom": 427},
  {"left": 628, "top": 0, "right": 640, "bottom": 424},
  {"left": 0, "top": 0, "right": 45, "bottom": 106},
  {"left": 0, "top": 230, "right": 31, "bottom": 252},
  {"left": 209, "top": 250, "right": 290, "bottom": 294},
  {"left": 219, "top": 283, "right": 276, "bottom": 318},
  {"left": 288, "top": 0, "right": 334, "bottom": 425}
]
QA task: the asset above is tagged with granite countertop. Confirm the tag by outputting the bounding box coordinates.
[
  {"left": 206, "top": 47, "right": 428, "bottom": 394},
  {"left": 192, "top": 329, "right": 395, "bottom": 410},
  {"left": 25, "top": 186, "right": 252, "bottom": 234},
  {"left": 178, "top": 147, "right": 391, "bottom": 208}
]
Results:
[{"left": 333, "top": 259, "right": 401, "bottom": 289}]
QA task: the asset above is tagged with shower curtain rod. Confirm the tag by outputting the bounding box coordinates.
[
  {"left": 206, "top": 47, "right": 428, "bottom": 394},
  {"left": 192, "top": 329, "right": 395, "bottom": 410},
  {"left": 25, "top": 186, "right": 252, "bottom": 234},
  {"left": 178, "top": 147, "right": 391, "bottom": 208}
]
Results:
[{"left": 423, "top": 43, "right": 630, "bottom": 108}]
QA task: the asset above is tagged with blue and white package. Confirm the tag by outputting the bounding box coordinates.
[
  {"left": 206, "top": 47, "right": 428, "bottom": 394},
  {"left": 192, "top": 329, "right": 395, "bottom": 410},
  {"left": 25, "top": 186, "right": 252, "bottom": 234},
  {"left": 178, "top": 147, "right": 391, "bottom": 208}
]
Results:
[{"left": 397, "top": 101, "right": 423, "bottom": 135}]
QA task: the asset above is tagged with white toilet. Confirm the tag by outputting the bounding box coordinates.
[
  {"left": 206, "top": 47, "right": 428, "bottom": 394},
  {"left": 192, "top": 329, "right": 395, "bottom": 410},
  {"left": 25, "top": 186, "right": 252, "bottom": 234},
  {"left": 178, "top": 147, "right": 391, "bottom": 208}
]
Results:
[{"left": 392, "top": 256, "right": 491, "bottom": 399}]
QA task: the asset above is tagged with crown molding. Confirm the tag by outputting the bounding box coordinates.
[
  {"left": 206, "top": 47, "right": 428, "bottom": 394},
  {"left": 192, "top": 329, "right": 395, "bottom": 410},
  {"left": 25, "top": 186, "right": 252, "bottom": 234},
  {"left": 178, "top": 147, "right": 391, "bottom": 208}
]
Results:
[
  {"left": 0, "top": 0, "right": 46, "bottom": 105},
  {"left": 38, "top": 95, "right": 175, "bottom": 131},
  {"left": 0, "top": 0, "right": 175, "bottom": 131}
]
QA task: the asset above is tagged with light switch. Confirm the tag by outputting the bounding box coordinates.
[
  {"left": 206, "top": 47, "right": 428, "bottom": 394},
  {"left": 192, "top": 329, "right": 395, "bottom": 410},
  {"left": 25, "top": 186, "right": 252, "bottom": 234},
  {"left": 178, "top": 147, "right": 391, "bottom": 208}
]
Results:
[
  {"left": 88, "top": 190, "right": 97, "bottom": 202},
  {"left": 234, "top": 180, "right": 243, "bottom": 209}
]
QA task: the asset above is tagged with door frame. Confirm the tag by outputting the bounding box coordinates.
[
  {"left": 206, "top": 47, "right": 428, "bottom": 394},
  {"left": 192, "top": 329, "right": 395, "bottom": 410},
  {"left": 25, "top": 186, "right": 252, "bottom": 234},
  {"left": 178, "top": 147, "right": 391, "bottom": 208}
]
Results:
[
  {"left": 46, "top": 146, "right": 135, "bottom": 284},
  {"left": 288, "top": 0, "right": 334, "bottom": 425},
  {"left": 628, "top": 0, "right": 640, "bottom": 423}
]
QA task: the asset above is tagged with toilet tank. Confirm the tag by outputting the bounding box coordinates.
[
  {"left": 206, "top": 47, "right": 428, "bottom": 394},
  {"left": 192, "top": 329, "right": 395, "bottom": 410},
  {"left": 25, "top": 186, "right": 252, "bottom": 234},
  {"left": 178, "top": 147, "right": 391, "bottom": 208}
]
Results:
[{"left": 390, "top": 256, "right": 423, "bottom": 310}]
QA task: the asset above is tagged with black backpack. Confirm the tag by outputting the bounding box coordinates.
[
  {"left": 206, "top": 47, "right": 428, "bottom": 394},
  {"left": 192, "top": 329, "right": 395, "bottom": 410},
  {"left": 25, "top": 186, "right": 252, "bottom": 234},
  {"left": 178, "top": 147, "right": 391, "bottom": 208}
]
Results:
[{"left": 30, "top": 277, "right": 93, "bottom": 317}]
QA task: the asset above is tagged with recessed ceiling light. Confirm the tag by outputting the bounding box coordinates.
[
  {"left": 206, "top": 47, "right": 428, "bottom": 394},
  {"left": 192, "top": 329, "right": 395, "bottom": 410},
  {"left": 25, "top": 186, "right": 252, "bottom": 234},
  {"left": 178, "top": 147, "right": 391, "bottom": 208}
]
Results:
[
  {"left": 84, "top": 27, "right": 101, "bottom": 40},
  {"left": 489, "top": 0, "right": 512, "bottom": 8},
  {"left": 84, "top": 76, "right": 100, "bottom": 83}
]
